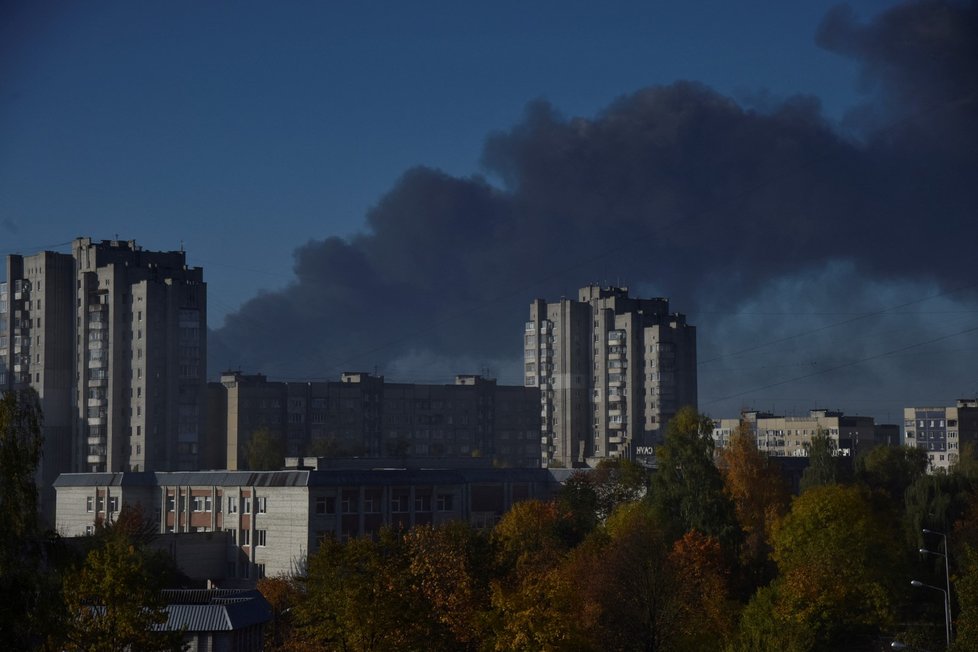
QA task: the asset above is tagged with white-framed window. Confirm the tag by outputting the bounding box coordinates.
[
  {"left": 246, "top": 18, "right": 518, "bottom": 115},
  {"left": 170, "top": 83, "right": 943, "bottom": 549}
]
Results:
[
  {"left": 227, "top": 496, "right": 238, "bottom": 513},
  {"left": 86, "top": 496, "right": 94, "bottom": 512},
  {"left": 166, "top": 495, "right": 175, "bottom": 512},
  {"left": 85, "top": 525, "right": 95, "bottom": 536},
  {"left": 243, "top": 497, "right": 252, "bottom": 513},
  {"left": 436, "top": 494, "right": 454, "bottom": 512},
  {"left": 257, "top": 496, "right": 267, "bottom": 514},
  {"left": 108, "top": 497, "right": 119, "bottom": 512},
  {"left": 315, "top": 496, "right": 336, "bottom": 515},
  {"left": 256, "top": 529, "right": 267, "bottom": 547},
  {"left": 241, "top": 529, "right": 251, "bottom": 546},
  {"left": 391, "top": 494, "right": 409, "bottom": 513}
]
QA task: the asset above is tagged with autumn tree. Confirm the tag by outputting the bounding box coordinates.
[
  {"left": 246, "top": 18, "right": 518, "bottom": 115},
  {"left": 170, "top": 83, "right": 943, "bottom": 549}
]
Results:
[
  {"left": 291, "top": 530, "right": 448, "bottom": 651},
  {"left": 488, "top": 500, "right": 583, "bottom": 650},
  {"left": 668, "top": 530, "right": 737, "bottom": 651},
  {"left": 403, "top": 522, "right": 492, "bottom": 648},
  {"left": 62, "top": 524, "right": 185, "bottom": 652},
  {"left": 764, "top": 484, "right": 907, "bottom": 649},
  {"left": 719, "top": 424, "right": 790, "bottom": 589},
  {"left": 576, "top": 501, "right": 682, "bottom": 651},
  {"left": 246, "top": 427, "right": 285, "bottom": 470},
  {"left": 651, "top": 406, "right": 739, "bottom": 548}
]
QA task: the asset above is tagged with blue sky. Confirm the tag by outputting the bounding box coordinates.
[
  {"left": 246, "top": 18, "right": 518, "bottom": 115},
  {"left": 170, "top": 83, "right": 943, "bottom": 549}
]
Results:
[
  {"left": 2, "top": 1, "right": 900, "bottom": 321},
  {"left": 6, "top": 1, "right": 976, "bottom": 422}
]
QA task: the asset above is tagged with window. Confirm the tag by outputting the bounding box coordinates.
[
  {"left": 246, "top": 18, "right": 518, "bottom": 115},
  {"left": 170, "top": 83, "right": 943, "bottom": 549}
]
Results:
[
  {"left": 436, "top": 494, "right": 454, "bottom": 511},
  {"left": 257, "top": 563, "right": 266, "bottom": 579},
  {"left": 241, "top": 529, "right": 251, "bottom": 546},
  {"left": 363, "top": 495, "right": 380, "bottom": 513},
  {"left": 86, "top": 496, "right": 93, "bottom": 512},
  {"left": 229, "top": 530, "right": 237, "bottom": 545},
  {"left": 257, "top": 496, "right": 267, "bottom": 514},
  {"left": 315, "top": 496, "right": 336, "bottom": 515},
  {"left": 243, "top": 497, "right": 252, "bottom": 513},
  {"left": 415, "top": 494, "right": 431, "bottom": 512},
  {"left": 227, "top": 496, "right": 238, "bottom": 514},
  {"left": 96, "top": 496, "right": 104, "bottom": 512},
  {"left": 108, "top": 497, "right": 119, "bottom": 512},
  {"left": 256, "top": 529, "right": 267, "bottom": 547},
  {"left": 85, "top": 525, "right": 95, "bottom": 536},
  {"left": 391, "top": 494, "right": 409, "bottom": 513},
  {"left": 192, "top": 496, "right": 212, "bottom": 512},
  {"left": 166, "top": 495, "right": 175, "bottom": 512},
  {"left": 341, "top": 492, "right": 358, "bottom": 514}
]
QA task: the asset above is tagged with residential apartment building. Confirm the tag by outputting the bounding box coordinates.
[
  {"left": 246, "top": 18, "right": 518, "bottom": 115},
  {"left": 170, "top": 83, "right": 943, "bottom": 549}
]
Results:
[
  {"left": 209, "top": 371, "right": 541, "bottom": 470},
  {"left": 1, "top": 238, "right": 206, "bottom": 518},
  {"left": 711, "top": 408, "right": 895, "bottom": 458},
  {"left": 1, "top": 251, "right": 75, "bottom": 519},
  {"left": 525, "top": 285, "right": 697, "bottom": 468},
  {"left": 54, "top": 467, "right": 556, "bottom": 580},
  {"left": 904, "top": 399, "right": 978, "bottom": 472}
]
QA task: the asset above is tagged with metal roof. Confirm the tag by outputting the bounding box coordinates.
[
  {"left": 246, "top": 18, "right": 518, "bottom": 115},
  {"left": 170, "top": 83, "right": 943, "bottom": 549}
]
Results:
[
  {"left": 55, "top": 467, "right": 558, "bottom": 488},
  {"left": 159, "top": 589, "right": 271, "bottom": 632}
]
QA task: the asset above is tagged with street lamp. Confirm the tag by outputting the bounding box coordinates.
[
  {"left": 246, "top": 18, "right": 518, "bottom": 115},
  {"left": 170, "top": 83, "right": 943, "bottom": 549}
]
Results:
[
  {"left": 922, "top": 528, "right": 952, "bottom": 644},
  {"left": 911, "top": 580, "right": 950, "bottom": 648}
]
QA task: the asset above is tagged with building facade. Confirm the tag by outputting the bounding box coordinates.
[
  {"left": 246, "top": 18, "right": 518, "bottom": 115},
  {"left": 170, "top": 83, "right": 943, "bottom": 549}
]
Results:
[
  {"left": 54, "top": 467, "right": 556, "bottom": 580},
  {"left": 711, "top": 408, "right": 896, "bottom": 458},
  {"left": 525, "top": 285, "right": 697, "bottom": 468},
  {"left": 209, "top": 372, "right": 542, "bottom": 470},
  {"left": 904, "top": 399, "right": 978, "bottom": 472},
  {"left": 1, "top": 238, "right": 206, "bottom": 518}
]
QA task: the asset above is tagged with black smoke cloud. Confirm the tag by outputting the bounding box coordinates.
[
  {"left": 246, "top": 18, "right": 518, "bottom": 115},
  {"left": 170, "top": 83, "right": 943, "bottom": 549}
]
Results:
[{"left": 211, "top": 0, "right": 978, "bottom": 419}]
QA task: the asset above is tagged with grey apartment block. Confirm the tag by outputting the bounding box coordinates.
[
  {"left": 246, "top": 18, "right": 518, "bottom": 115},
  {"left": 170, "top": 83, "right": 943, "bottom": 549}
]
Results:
[
  {"left": 1, "top": 238, "right": 206, "bottom": 520},
  {"left": 525, "top": 285, "right": 697, "bottom": 468},
  {"left": 54, "top": 468, "right": 556, "bottom": 581},
  {"left": 209, "top": 371, "right": 541, "bottom": 470},
  {"left": 712, "top": 408, "right": 894, "bottom": 459},
  {"left": 904, "top": 399, "right": 978, "bottom": 472}
]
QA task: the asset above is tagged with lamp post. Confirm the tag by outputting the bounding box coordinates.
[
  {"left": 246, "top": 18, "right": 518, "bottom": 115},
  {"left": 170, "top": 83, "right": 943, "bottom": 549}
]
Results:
[
  {"left": 922, "top": 528, "right": 952, "bottom": 644},
  {"left": 911, "top": 580, "right": 950, "bottom": 649}
]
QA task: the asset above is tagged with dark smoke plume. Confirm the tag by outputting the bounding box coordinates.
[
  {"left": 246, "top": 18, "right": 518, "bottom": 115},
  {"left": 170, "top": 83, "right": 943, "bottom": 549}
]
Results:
[{"left": 211, "top": 1, "right": 978, "bottom": 419}]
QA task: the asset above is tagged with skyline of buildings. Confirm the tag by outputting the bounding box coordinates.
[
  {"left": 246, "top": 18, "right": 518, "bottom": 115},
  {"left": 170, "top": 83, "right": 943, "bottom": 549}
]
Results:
[
  {"left": 1, "top": 237, "right": 207, "bottom": 519},
  {"left": 3, "top": 237, "right": 976, "bottom": 527}
]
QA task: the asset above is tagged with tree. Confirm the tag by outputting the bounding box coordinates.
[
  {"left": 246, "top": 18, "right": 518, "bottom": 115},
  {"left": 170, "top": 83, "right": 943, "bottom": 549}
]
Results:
[
  {"left": 0, "top": 389, "right": 60, "bottom": 649},
  {"left": 799, "top": 430, "right": 845, "bottom": 492},
  {"left": 291, "top": 530, "right": 446, "bottom": 651},
  {"left": 766, "top": 484, "right": 907, "bottom": 648},
  {"left": 246, "top": 427, "right": 285, "bottom": 470},
  {"left": 62, "top": 525, "right": 185, "bottom": 652},
  {"left": 667, "top": 530, "right": 737, "bottom": 651},
  {"left": 855, "top": 444, "right": 928, "bottom": 503},
  {"left": 719, "top": 424, "right": 790, "bottom": 589},
  {"left": 403, "top": 522, "right": 492, "bottom": 648},
  {"left": 577, "top": 501, "right": 682, "bottom": 651},
  {"left": 651, "top": 406, "right": 739, "bottom": 548}
]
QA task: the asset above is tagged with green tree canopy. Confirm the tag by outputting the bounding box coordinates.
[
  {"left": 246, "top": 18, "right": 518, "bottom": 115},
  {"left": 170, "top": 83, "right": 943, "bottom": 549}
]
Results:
[
  {"left": 62, "top": 524, "right": 185, "bottom": 652},
  {"left": 246, "top": 427, "right": 285, "bottom": 470},
  {"left": 651, "top": 406, "right": 739, "bottom": 549}
]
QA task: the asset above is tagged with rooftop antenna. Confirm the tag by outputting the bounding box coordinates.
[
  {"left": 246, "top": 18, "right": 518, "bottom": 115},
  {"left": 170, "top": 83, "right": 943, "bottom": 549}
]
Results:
[{"left": 180, "top": 240, "right": 184, "bottom": 252}]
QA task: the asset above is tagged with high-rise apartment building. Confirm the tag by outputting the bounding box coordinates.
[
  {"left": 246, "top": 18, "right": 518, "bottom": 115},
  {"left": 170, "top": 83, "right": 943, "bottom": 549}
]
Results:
[
  {"left": 525, "top": 285, "right": 697, "bottom": 468},
  {"left": 904, "top": 399, "right": 978, "bottom": 472},
  {"left": 1, "top": 238, "right": 206, "bottom": 518}
]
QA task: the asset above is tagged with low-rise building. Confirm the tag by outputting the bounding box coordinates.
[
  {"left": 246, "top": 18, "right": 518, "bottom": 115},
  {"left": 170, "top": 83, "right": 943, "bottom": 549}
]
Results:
[{"left": 55, "top": 467, "right": 556, "bottom": 581}]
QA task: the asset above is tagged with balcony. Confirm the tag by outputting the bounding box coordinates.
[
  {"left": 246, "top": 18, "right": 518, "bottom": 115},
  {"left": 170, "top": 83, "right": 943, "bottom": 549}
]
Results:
[
  {"left": 87, "top": 435, "right": 106, "bottom": 446},
  {"left": 609, "top": 435, "right": 624, "bottom": 444},
  {"left": 86, "top": 453, "right": 106, "bottom": 465},
  {"left": 87, "top": 416, "right": 105, "bottom": 426}
]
